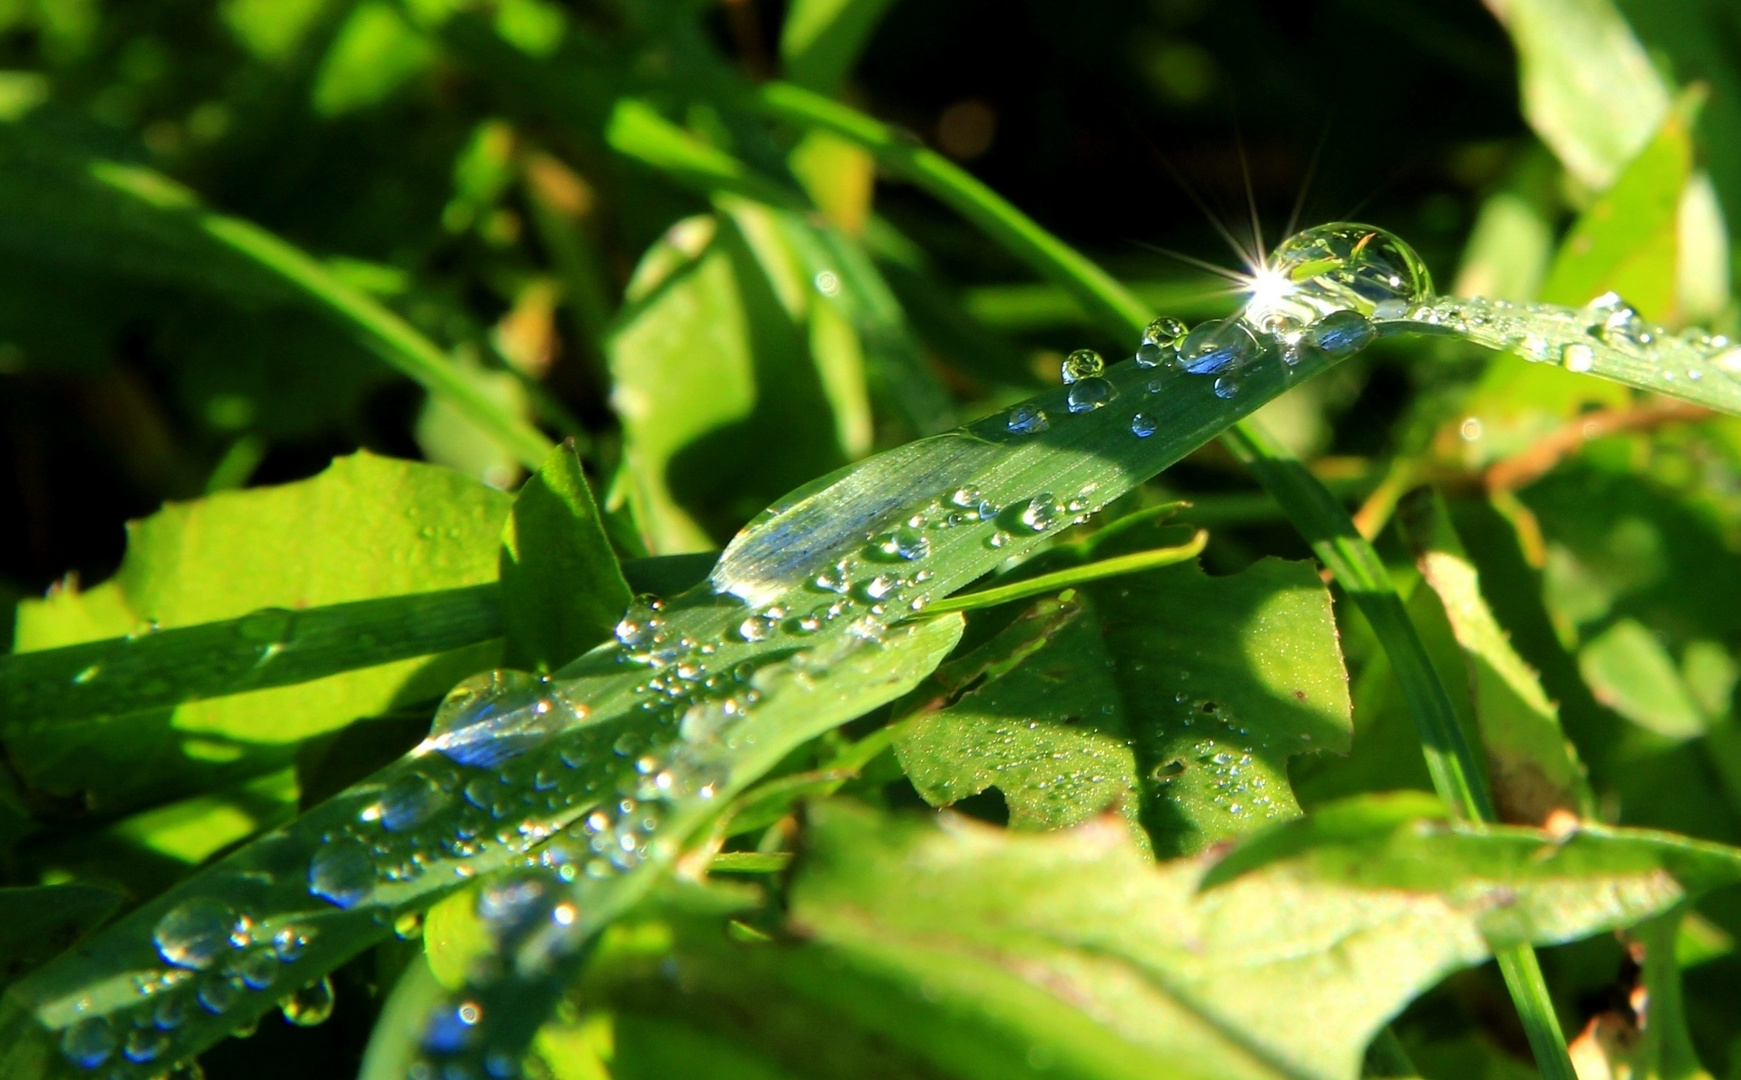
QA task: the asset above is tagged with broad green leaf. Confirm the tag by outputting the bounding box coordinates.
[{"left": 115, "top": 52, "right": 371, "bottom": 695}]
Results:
[
  {"left": 1579, "top": 619, "right": 1707, "bottom": 739},
  {"left": 895, "top": 536, "right": 1353, "bottom": 853},
  {"left": 779, "top": 0, "right": 899, "bottom": 94},
  {"left": 787, "top": 797, "right": 1734, "bottom": 1080},
  {"left": 1396, "top": 489, "right": 1592, "bottom": 824},
  {"left": 1539, "top": 107, "right": 1692, "bottom": 319},
  {"left": 7, "top": 453, "right": 509, "bottom": 813},
  {"left": 0, "top": 886, "right": 122, "bottom": 992},
  {"left": 1484, "top": 0, "right": 1670, "bottom": 191},
  {"left": 499, "top": 442, "right": 632, "bottom": 672}
]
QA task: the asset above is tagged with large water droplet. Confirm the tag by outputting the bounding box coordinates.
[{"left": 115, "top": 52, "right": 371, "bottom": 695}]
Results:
[
  {"left": 1302, "top": 309, "right": 1375, "bottom": 357},
  {"left": 1065, "top": 377, "right": 1115, "bottom": 413},
  {"left": 872, "top": 526, "right": 931, "bottom": 561},
  {"left": 154, "top": 898, "right": 241, "bottom": 971},
  {"left": 1136, "top": 316, "right": 1188, "bottom": 367},
  {"left": 1129, "top": 413, "right": 1157, "bottom": 438},
  {"left": 281, "top": 977, "right": 335, "bottom": 1027},
  {"left": 1006, "top": 404, "right": 1049, "bottom": 435},
  {"left": 124, "top": 1025, "right": 170, "bottom": 1064},
  {"left": 1060, "top": 348, "right": 1105, "bottom": 384},
  {"left": 308, "top": 839, "right": 374, "bottom": 909},
  {"left": 1561, "top": 342, "right": 1595, "bottom": 373},
  {"left": 61, "top": 1017, "right": 115, "bottom": 1069},
  {"left": 420, "top": 671, "right": 584, "bottom": 769},
  {"left": 1016, "top": 495, "right": 1059, "bottom": 532},
  {"left": 1253, "top": 223, "right": 1432, "bottom": 327},
  {"left": 1178, "top": 319, "right": 1257, "bottom": 375}
]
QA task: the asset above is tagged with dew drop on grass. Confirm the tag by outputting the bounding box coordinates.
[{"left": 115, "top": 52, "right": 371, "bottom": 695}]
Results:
[
  {"left": 1178, "top": 319, "right": 1257, "bottom": 375},
  {"left": 737, "top": 614, "right": 775, "bottom": 642},
  {"left": 124, "top": 1024, "right": 170, "bottom": 1064},
  {"left": 1060, "top": 348, "right": 1104, "bottom": 384},
  {"left": 874, "top": 526, "right": 931, "bottom": 561},
  {"left": 271, "top": 926, "right": 309, "bottom": 963},
  {"left": 1561, "top": 342, "right": 1594, "bottom": 373},
  {"left": 1006, "top": 404, "right": 1049, "bottom": 434},
  {"left": 198, "top": 972, "right": 241, "bottom": 1014},
  {"left": 364, "top": 772, "right": 448, "bottom": 832},
  {"left": 1212, "top": 375, "right": 1242, "bottom": 399},
  {"left": 1302, "top": 309, "right": 1375, "bottom": 357},
  {"left": 1255, "top": 223, "right": 1433, "bottom": 325},
  {"left": 1136, "top": 316, "right": 1187, "bottom": 367},
  {"left": 1065, "top": 377, "right": 1114, "bottom": 413},
  {"left": 1017, "top": 495, "right": 1059, "bottom": 532},
  {"left": 419, "top": 671, "right": 584, "bottom": 769},
  {"left": 154, "top": 898, "right": 241, "bottom": 971},
  {"left": 308, "top": 839, "right": 375, "bottom": 909},
  {"left": 1129, "top": 413, "right": 1157, "bottom": 438},
  {"left": 235, "top": 948, "right": 277, "bottom": 990},
  {"left": 948, "top": 486, "right": 981, "bottom": 509},
  {"left": 281, "top": 977, "right": 335, "bottom": 1027},
  {"left": 61, "top": 1017, "right": 116, "bottom": 1069}
]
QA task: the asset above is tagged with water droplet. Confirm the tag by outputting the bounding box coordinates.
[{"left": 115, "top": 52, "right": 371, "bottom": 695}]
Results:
[
  {"left": 271, "top": 926, "right": 309, "bottom": 963},
  {"left": 949, "top": 486, "right": 981, "bottom": 509},
  {"left": 1561, "top": 342, "right": 1595, "bottom": 373},
  {"left": 1006, "top": 404, "right": 1049, "bottom": 435},
  {"left": 1136, "top": 315, "right": 1188, "bottom": 367},
  {"left": 154, "top": 898, "right": 241, "bottom": 971},
  {"left": 812, "top": 566, "right": 848, "bottom": 593},
  {"left": 420, "top": 671, "right": 583, "bottom": 769},
  {"left": 281, "top": 976, "right": 335, "bottom": 1027},
  {"left": 1302, "top": 310, "right": 1375, "bottom": 357},
  {"left": 61, "top": 1017, "right": 115, "bottom": 1069},
  {"left": 874, "top": 526, "right": 931, "bottom": 561},
  {"left": 309, "top": 839, "right": 375, "bottom": 909},
  {"left": 364, "top": 772, "right": 449, "bottom": 832},
  {"left": 1212, "top": 374, "right": 1241, "bottom": 399},
  {"left": 1065, "top": 376, "right": 1115, "bottom": 413},
  {"left": 1129, "top": 412, "right": 1157, "bottom": 438},
  {"left": 986, "top": 532, "right": 1010, "bottom": 549},
  {"left": 1254, "top": 223, "right": 1433, "bottom": 325},
  {"left": 1178, "top": 319, "right": 1257, "bottom": 375},
  {"left": 198, "top": 971, "right": 242, "bottom": 1014},
  {"left": 1460, "top": 417, "right": 1483, "bottom": 441},
  {"left": 1060, "top": 348, "right": 1105, "bottom": 384},
  {"left": 1016, "top": 495, "right": 1059, "bottom": 533},
  {"left": 737, "top": 614, "right": 775, "bottom": 642},
  {"left": 235, "top": 948, "right": 277, "bottom": 990}
]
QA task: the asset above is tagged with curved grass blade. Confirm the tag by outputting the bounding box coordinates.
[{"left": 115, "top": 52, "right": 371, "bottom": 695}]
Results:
[
  {"left": 919, "top": 532, "right": 1207, "bottom": 617},
  {"left": 0, "top": 587, "right": 500, "bottom": 729}
]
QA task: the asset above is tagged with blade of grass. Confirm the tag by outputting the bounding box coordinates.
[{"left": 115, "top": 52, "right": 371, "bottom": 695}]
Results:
[
  {"left": 88, "top": 162, "right": 555, "bottom": 471},
  {"left": 745, "top": 78, "right": 1576, "bottom": 1080},
  {"left": 0, "top": 585, "right": 501, "bottom": 728},
  {"left": 918, "top": 531, "right": 1207, "bottom": 617}
]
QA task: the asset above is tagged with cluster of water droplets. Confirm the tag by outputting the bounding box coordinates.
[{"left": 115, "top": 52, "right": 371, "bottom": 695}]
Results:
[
  {"left": 1404, "top": 288, "right": 1741, "bottom": 392},
  {"left": 993, "top": 225, "right": 1428, "bottom": 444}
]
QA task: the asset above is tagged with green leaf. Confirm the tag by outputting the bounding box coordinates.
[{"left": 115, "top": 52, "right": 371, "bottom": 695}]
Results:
[
  {"left": 1485, "top": 0, "right": 1671, "bottom": 191},
  {"left": 1396, "top": 489, "right": 1593, "bottom": 824},
  {"left": 7, "top": 453, "right": 509, "bottom": 813},
  {"left": 1539, "top": 107, "right": 1692, "bottom": 318},
  {"left": 499, "top": 442, "right": 632, "bottom": 672},
  {"left": 895, "top": 542, "right": 1353, "bottom": 853}
]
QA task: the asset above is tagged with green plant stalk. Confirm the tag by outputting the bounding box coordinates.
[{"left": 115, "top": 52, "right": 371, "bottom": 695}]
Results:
[
  {"left": 749, "top": 79, "right": 1576, "bottom": 1080},
  {"left": 89, "top": 162, "right": 557, "bottom": 472},
  {"left": 919, "top": 532, "right": 1207, "bottom": 616}
]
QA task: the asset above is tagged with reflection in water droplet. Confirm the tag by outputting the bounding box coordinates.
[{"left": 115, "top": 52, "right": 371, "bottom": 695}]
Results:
[
  {"left": 61, "top": 1017, "right": 115, "bottom": 1069},
  {"left": 737, "top": 614, "right": 775, "bottom": 642},
  {"left": 1065, "top": 377, "right": 1115, "bottom": 413},
  {"left": 281, "top": 977, "right": 336, "bottom": 1027},
  {"left": 236, "top": 948, "right": 278, "bottom": 990},
  {"left": 420, "top": 671, "right": 584, "bottom": 769},
  {"left": 1252, "top": 223, "right": 1432, "bottom": 327},
  {"left": 1060, "top": 348, "right": 1105, "bottom": 384},
  {"left": 308, "top": 839, "right": 375, "bottom": 909},
  {"left": 875, "top": 527, "right": 931, "bottom": 561},
  {"left": 1303, "top": 310, "right": 1375, "bottom": 357},
  {"left": 1212, "top": 375, "right": 1241, "bottom": 399},
  {"left": 1137, "top": 316, "right": 1188, "bottom": 367},
  {"left": 154, "top": 898, "right": 240, "bottom": 971},
  {"left": 1017, "top": 495, "right": 1059, "bottom": 532},
  {"left": 1178, "top": 319, "right": 1257, "bottom": 375},
  {"left": 154, "top": 994, "right": 187, "bottom": 1031},
  {"left": 365, "top": 772, "right": 449, "bottom": 832},
  {"left": 1006, "top": 404, "right": 1049, "bottom": 435},
  {"left": 1129, "top": 413, "right": 1157, "bottom": 438}
]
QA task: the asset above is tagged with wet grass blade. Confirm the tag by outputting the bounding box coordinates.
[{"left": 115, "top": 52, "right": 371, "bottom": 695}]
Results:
[{"left": 0, "top": 586, "right": 501, "bottom": 728}]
